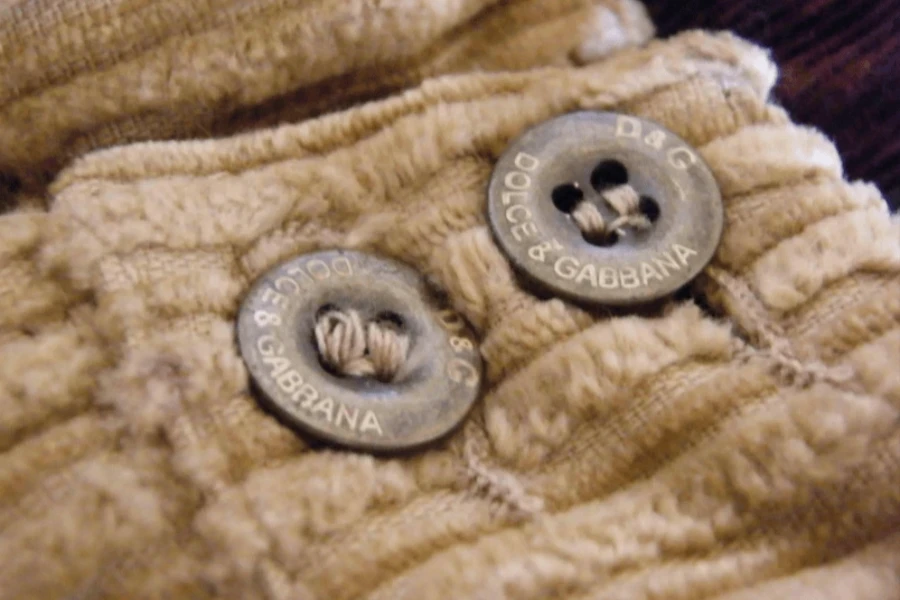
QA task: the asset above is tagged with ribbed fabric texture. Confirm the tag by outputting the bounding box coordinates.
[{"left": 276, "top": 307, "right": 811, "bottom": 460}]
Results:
[
  {"left": 646, "top": 0, "right": 900, "bottom": 211},
  {"left": 1, "top": 26, "right": 898, "bottom": 598},
  {"left": 0, "top": 0, "right": 652, "bottom": 206}
]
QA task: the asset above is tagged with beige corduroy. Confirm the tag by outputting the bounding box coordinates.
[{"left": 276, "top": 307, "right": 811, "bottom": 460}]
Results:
[
  {"left": 1, "top": 12, "right": 900, "bottom": 600},
  {"left": 0, "top": 0, "right": 652, "bottom": 202}
]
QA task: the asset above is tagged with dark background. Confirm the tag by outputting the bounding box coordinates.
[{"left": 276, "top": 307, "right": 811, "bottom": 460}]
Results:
[{"left": 646, "top": 1, "right": 899, "bottom": 211}]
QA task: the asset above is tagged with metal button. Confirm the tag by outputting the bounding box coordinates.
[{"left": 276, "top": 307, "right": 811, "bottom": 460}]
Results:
[
  {"left": 487, "top": 111, "right": 723, "bottom": 306},
  {"left": 237, "top": 250, "right": 482, "bottom": 452}
]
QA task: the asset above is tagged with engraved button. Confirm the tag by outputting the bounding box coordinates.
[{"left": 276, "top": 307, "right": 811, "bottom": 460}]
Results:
[
  {"left": 487, "top": 111, "right": 723, "bottom": 306},
  {"left": 237, "top": 250, "right": 482, "bottom": 452}
]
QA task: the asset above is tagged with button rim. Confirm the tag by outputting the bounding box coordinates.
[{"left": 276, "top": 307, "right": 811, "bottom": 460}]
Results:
[
  {"left": 487, "top": 110, "right": 724, "bottom": 307},
  {"left": 237, "top": 249, "right": 483, "bottom": 452}
]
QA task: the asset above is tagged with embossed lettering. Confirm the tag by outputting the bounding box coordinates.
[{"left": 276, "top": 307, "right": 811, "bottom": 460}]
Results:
[
  {"left": 252, "top": 328, "right": 387, "bottom": 436},
  {"left": 499, "top": 155, "right": 548, "bottom": 250},
  {"left": 614, "top": 116, "right": 697, "bottom": 173},
  {"left": 263, "top": 355, "right": 291, "bottom": 377},
  {"left": 276, "top": 369, "right": 304, "bottom": 395},
  {"left": 554, "top": 255, "right": 578, "bottom": 279},
  {"left": 644, "top": 130, "right": 666, "bottom": 149},
  {"left": 560, "top": 244, "right": 699, "bottom": 289},
  {"left": 254, "top": 310, "right": 282, "bottom": 327},
  {"left": 294, "top": 383, "right": 319, "bottom": 409},
  {"left": 312, "top": 397, "right": 335, "bottom": 423},
  {"left": 652, "top": 252, "right": 680, "bottom": 277},
  {"left": 575, "top": 263, "right": 598, "bottom": 287},
  {"left": 511, "top": 221, "right": 537, "bottom": 242},
  {"left": 515, "top": 152, "right": 540, "bottom": 171},
  {"left": 274, "top": 276, "right": 301, "bottom": 295},
  {"left": 506, "top": 205, "right": 531, "bottom": 224},
  {"left": 673, "top": 244, "right": 698, "bottom": 265},
  {"left": 448, "top": 358, "right": 479, "bottom": 388},
  {"left": 287, "top": 265, "right": 314, "bottom": 284},
  {"left": 668, "top": 147, "right": 697, "bottom": 170},
  {"left": 285, "top": 256, "right": 353, "bottom": 284},
  {"left": 620, "top": 267, "right": 640, "bottom": 289},
  {"left": 529, "top": 241, "right": 560, "bottom": 263},
  {"left": 450, "top": 336, "right": 474, "bottom": 353},
  {"left": 598, "top": 267, "right": 619, "bottom": 289},
  {"left": 504, "top": 171, "right": 531, "bottom": 190},
  {"left": 502, "top": 191, "right": 528, "bottom": 206},
  {"left": 616, "top": 115, "right": 642, "bottom": 138},
  {"left": 360, "top": 411, "right": 384, "bottom": 436},
  {"left": 332, "top": 256, "right": 353, "bottom": 277},
  {"left": 640, "top": 262, "right": 664, "bottom": 285},
  {"left": 257, "top": 335, "right": 284, "bottom": 357},
  {"left": 306, "top": 259, "right": 330, "bottom": 280},
  {"left": 437, "top": 310, "right": 465, "bottom": 332},
  {"left": 335, "top": 404, "right": 360, "bottom": 430},
  {"left": 261, "top": 287, "right": 288, "bottom": 310}
]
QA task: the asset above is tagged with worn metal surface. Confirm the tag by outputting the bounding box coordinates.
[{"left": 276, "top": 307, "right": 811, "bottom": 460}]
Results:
[
  {"left": 237, "top": 250, "right": 482, "bottom": 452},
  {"left": 487, "top": 111, "right": 723, "bottom": 306}
]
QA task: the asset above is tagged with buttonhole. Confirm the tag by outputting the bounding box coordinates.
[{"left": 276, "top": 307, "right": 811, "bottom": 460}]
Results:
[
  {"left": 315, "top": 303, "right": 341, "bottom": 331},
  {"left": 639, "top": 196, "right": 660, "bottom": 222},
  {"left": 551, "top": 183, "right": 583, "bottom": 213},
  {"left": 374, "top": 310, "right": 405, "bottom": 332},
  {"left": 590, "top": 160, "right": 628, "bottom": 191},
  {"left": 582, "top": 229, "right": 619, "bottom": 247}
]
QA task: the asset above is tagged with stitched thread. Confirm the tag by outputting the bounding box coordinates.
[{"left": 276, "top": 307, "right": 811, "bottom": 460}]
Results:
[
  {"left": 571, "top": 184, "right": 650, "bottom": 242},
  {"left": 708, "top": 266, "right": 854, "bottom": 387},
  {"left": 462, "top": 420, "right": 544, "bottom": 519},
  {"left": 313, "top": 308, "right": 410, "bottom": 382}
]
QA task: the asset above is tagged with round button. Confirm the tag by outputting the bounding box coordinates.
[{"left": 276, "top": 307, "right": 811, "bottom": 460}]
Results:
[
  {"left": 487, "top": 111, "right": 723, "bottom": 306},
  {"left": 237, "top": 250, "right": 483, "bottom": 452}
]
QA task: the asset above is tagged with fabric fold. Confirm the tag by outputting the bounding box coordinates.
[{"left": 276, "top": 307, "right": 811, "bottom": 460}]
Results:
[
  {"left": 0, "top": 22, "right": 898, "bottom": 600},
  {"left": 0, "top": 0, "right": 653, "bottom": 202}
]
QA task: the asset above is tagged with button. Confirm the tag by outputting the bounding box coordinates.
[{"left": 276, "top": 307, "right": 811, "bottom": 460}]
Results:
[
  {"left": 487, "top": 111, "right": 723, "bottom": 306},
  {"left": 237, "top": 250, "right": 483, "bottom": 452}
]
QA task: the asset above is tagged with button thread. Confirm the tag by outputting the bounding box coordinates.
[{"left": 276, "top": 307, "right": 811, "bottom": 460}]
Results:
[
  {"left": 314, "top": 308, "right": 410, "bottom": 382},
  {"left": 572, "top": 183, "right": 651, "bottom": 243}
]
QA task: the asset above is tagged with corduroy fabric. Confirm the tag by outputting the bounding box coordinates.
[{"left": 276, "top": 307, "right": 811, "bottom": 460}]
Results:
[
  {"left": 647, "top": 0, "right": 900, "bottom": 211},
  {"left": 0, "top": 0, "right": 652, "bottom": 203},
  {"left": 1, "top": 28, "right": 899, "bottom": 599}
]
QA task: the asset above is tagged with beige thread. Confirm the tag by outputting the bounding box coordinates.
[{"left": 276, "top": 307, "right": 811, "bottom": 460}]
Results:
[
  {"left": 9, "top": 20, "right": 900, "bottom": 598},
  {"left": 571, "top": 184, "right": 651, "bottom": 242},
  {"left": 708, "top": 266, "right": 854, "bottom": 388},
  {"left": 462, "top": 420, "right": 544, "bottom": 519},
  {"left": 314, "top": 308, "right": 410, "bottom": 382}
]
